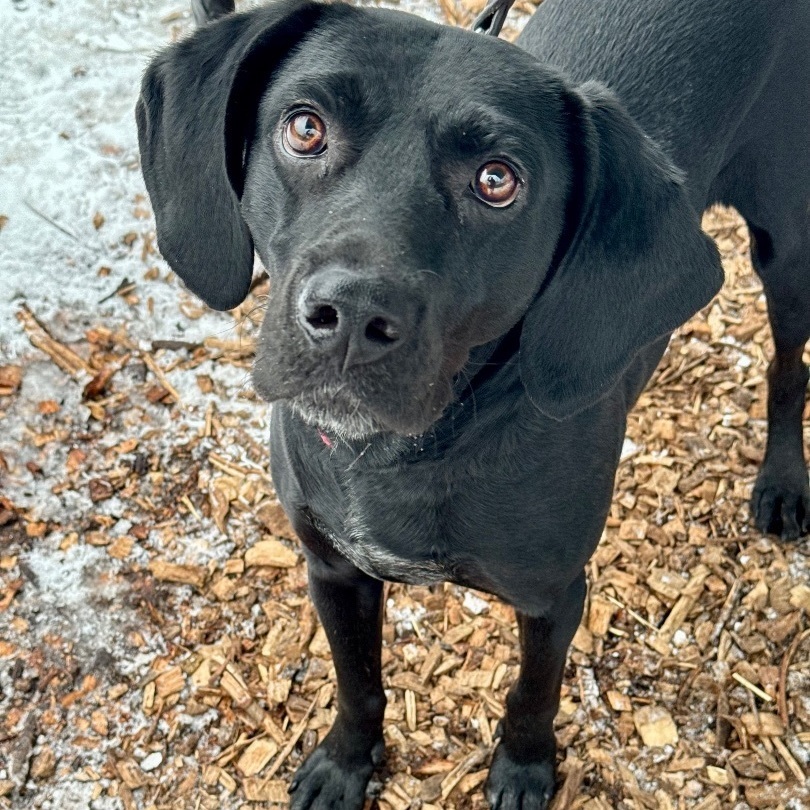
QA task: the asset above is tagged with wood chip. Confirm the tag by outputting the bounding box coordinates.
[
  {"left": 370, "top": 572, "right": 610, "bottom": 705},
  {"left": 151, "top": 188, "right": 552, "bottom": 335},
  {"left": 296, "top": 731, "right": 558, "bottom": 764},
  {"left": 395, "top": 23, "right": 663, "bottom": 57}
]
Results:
[
  {"left": 90, "top": 710, "right": 109, "bottom": 737},
  {"left": 245, "top": 538, "right": 298, "bottom": 568},
  {"left": 457, "top": 769, "right": 487, "bottom": 795},
  {"left": 454, "top": 670, "right": 494, "bottom": 689},
  {"left": 147, "top": 559, "right": 207, "bottom": 589},
  {"left": 440, "top": 748, "right": 488, "bottom": 801},
  {"left": 107, "top": 535, "right": 134, "bottom": 559},
  {"left": 771, "top": 735, "right": 806, "bottom": 781},
  {"left": 255, "top": 499, "right": 295, "bottom": 538},
  {"left": 606, "top": 690, "right": 633, "bottom": 712},
  {"left": 740, "top": 712, "right": 785, "bottom": 737},
  {"left": 743, "top": 782, "right": 810, "bottom": 808},
  {"left": 572, "top": 622, "right": 594, "bottom": 654},
  {"left": 390, "top": 671, "right": 432, "bottom": 696},
  {"left": 706, "top": 765, "right": 729, "bottom": 786},
  {"left": 17, "top": 304, "right": 92, "bottom": 376},
  {"left": 243, "top": 778, "right": 288, "bottom": 802},
  {"left": 30, "top": 748, "right": 56, "bottom": 780},
  {"left": 308, "top": 626, "right": 330, "bottom": 657},
  {"left": 732, "top": 672, "right": 774, "bottom": 702},
  {"left": 549, "top": 756, "right": 586, "bottom": 810},
  {"left": 588, "top": 596, "right": 615, "bottom": 637},
  {"left": 218, "top": 769, "right": 237, "bottom": 793},
  {"left": 237, "top": 738, "right": 279, "bottom": 777},
  {"left": 142, "top": 352, "right": 182, "bottom": 403},
  {"left": 647, "top": 568, "right": 685, "bottom": 601},
  {"left": 211, "top": 576, "right": 239, "bottom": 601},
  {"left": 0, "top": 365, "right": 22, "bottom": 395},
  {"left": 220, "top": 665, "right": 252, "bottom": 707},
  {"left": 618, "top": 519, "right": 648, "bottom": 540},
  {"left": 666, "top": 755, "right": 705, "bottom": 772},
  {"left": 789, "top": 584, "right": 810, "bottom": 611},
  {"left": 405, "top": 689, "right": 417, "bottom": 731},
  {"left": 154, "top": 666, "right": 185, "bottom": 698},
  {"left": 742, "top": 579, "right": 769, "bottom": 610},
  {"left": 649, "top": 565, "right": 710, "bottom": 653},
  {"left": 115, "top": 759, "right": 148, "bottom": 789},
  {"left": 420, "top": 642, "right": 443, "bottom": 683},
  {"left": 443, "top": 624, "right": 474, "bottom": 645},
  {"left": 633, "top": 706, "right": 679, "bottom": 747}
]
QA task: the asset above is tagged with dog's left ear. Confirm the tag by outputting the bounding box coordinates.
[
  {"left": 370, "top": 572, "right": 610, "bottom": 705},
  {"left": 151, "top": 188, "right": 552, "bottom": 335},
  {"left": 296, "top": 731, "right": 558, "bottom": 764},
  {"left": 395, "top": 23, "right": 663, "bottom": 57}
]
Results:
[
  {"left": 136, "top": 0, "right": 326, "bottom": 310},
  {"left": 519, "top": 82, "right": 723, "bottom": 419}
]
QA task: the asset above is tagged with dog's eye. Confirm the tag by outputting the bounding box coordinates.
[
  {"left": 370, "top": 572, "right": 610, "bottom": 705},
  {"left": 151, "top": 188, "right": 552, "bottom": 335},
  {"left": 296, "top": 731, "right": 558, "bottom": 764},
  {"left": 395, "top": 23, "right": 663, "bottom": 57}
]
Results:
[
  {"left": 473, "top": 161, "right": 519, "bottom": 207},
  {"left": 283, "top": 112, "right": 327, "bottom": 157}
]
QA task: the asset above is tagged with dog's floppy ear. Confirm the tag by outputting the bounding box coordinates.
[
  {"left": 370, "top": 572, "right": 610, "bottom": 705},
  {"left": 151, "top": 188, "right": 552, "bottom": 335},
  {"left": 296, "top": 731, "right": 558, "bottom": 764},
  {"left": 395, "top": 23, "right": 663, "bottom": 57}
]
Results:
[
  {"left": 519, "top": 82, "right": 723, "bottom": 419},
  {"left": 136, "top": 0, "right": 326, "bottom": 310}
]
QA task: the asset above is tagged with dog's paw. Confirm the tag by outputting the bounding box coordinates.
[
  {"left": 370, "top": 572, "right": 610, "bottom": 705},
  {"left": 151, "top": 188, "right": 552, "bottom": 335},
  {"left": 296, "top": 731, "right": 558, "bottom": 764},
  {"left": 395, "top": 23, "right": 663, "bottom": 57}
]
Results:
[
  {"left": 485, "top": 743, "right": 556, "bottom": 810},
  {"left": 289, "top": 737, "right": 383, "bottom": 810},
  {"left": 752, "top": 468, "right": 810, "bottom": 541}
]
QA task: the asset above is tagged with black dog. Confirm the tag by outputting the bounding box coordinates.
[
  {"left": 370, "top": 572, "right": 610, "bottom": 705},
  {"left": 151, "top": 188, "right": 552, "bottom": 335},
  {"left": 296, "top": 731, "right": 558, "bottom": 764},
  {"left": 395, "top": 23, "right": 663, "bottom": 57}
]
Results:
[{"left": 137, "top": 1, "right": 809, "bottom": 806}]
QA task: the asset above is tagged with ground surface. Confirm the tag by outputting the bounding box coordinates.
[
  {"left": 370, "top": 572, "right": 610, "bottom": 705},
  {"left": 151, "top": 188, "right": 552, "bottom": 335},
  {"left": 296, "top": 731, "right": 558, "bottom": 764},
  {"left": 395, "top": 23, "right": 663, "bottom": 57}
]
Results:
[{"left": 0, "top": 2, "right": 808, "bottom": 810}]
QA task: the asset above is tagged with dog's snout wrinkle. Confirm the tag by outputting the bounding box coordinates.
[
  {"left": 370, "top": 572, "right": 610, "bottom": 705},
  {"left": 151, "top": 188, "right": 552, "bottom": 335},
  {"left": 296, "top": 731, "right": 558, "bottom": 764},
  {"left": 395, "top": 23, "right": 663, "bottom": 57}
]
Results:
[{"left": 297, "top": 267, "right": 412, "bottom": 370}]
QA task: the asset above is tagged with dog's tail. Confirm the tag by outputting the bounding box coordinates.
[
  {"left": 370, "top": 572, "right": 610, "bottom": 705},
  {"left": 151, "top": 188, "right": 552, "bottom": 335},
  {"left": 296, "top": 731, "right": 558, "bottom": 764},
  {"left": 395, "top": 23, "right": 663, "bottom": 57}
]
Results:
[{"left": 192, "top": 0, "right": 236, "bottom": 27}]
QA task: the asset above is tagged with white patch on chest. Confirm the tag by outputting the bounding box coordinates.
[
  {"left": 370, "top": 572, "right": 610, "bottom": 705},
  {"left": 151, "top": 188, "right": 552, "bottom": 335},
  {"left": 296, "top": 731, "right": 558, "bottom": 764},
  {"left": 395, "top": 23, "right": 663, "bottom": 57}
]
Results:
[{"left": 322, "top": 521, "right": 444, "bottom": 585}]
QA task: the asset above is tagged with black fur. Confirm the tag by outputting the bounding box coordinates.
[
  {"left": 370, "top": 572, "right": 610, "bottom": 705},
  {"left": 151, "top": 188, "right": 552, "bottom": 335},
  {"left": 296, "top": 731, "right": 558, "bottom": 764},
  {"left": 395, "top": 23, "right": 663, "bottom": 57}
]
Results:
[{"left": 136, "top": 1, "right": 810, "bottom": 807}]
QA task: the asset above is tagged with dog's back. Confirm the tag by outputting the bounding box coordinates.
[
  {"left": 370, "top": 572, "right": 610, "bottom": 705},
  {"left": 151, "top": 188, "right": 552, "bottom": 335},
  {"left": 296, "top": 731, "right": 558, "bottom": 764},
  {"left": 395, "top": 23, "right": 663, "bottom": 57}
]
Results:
[{"left": 519, "top": 0, "right": 810, "bottom": 209}]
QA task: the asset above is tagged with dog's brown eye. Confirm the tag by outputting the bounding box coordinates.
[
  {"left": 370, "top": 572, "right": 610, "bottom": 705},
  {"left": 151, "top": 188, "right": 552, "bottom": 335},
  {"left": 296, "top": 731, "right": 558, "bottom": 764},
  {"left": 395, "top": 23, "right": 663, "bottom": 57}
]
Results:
[
  {"left": 473, "top": 161, "right": 519, "bottom": 206},
  {"left": 283, "top": 112, "right": 327, "bottom": 156}
]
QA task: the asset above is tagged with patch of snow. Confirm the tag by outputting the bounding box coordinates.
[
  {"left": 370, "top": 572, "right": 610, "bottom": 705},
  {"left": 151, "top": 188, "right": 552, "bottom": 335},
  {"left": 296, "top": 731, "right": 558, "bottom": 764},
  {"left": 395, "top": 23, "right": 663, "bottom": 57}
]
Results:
[
  {"left": 20, "top": 544, "right": 135, "bottom": 668},
  {"left": 671, "top": 628, "right": 688, "bottom": 647},
  {"left": 0, "top": 0, "right": 231, "bottom": 360},
  {"left": 462, "top": 590, "right": 489, "bottom": 615},
  {"left": 386, "top": 599, "right": 427, "bottom": 634},
  {"left": 139, "top": 751, "right": 163, "bottom": 772}
]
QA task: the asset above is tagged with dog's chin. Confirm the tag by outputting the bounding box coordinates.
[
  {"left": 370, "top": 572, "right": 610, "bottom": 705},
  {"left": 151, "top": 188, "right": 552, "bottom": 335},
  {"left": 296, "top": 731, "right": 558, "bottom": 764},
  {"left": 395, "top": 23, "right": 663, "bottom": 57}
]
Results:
[
  {"left": 289, "top": 399, "right": 389, "bottom": 441},
  {"left": 252, "top": 347, "right": 462, "bottom": 440},
  {"left": 251, "top": 370, "right": 454, "bottom": 440},
  {"left": 286, "top": 390, "right": 449, "bottom": 442}
]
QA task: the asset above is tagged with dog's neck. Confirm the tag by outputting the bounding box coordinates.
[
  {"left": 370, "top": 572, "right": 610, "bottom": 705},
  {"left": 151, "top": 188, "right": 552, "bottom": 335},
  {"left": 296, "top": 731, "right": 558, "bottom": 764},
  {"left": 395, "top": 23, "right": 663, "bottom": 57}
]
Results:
[{"left": 453, "top": 318, "right": 524, "bottom": 404}]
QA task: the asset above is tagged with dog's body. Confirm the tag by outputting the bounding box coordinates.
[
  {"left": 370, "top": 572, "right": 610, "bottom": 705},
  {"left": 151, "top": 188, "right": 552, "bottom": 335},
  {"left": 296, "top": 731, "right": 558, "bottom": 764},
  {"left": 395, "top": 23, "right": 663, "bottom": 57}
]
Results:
[{"left": 137, "top": 1, "right": 809, "bottom": 807}]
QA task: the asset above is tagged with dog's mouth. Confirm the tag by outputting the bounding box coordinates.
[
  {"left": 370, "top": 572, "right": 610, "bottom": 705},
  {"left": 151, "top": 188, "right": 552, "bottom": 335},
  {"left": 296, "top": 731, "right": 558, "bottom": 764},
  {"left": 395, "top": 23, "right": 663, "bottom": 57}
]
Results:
[
  {"left": 284, "top": 384, "right": 444, "bottom": 441},
  {"left": 257, "top": 365, "right": 459, "bottom": 440},
  {"left": 253, "top": 337, "right": 468, "bottom": 440}
]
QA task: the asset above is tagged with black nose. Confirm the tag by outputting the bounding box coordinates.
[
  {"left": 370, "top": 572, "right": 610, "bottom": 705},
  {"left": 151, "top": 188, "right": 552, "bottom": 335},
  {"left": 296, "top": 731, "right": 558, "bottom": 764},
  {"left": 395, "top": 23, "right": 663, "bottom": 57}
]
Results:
[{"left": 297, "top": 268, "right": 411, "bottom": 368}]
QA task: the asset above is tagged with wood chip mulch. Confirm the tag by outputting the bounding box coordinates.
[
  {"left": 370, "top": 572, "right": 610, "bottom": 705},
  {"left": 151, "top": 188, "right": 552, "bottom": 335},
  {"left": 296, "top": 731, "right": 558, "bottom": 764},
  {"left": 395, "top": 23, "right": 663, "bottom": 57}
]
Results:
[
  {"left": 0, "top": 3, "right": 808, "bottom": 802},
  {"left": 2, "top": 200, "right": 808, "bottom": 810}
]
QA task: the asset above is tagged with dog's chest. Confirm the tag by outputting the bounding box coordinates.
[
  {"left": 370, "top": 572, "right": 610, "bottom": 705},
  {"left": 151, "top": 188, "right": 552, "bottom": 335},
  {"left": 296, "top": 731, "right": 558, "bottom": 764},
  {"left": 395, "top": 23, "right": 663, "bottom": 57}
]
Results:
[
  {"left": 318, "top": 520, "right": 447, "bottom": 584},
  {"left": 311, "top": 481, "right": 454, "bottom": 584},
  {"left": 310, "top": 460, "right": 500, "bottom": 589}
]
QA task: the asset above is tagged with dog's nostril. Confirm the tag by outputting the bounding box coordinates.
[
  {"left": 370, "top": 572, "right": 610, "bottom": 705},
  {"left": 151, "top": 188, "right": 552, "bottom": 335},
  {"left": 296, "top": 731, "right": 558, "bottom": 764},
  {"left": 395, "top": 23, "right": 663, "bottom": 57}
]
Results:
[
  {"left": 365, "top": 316, "right": 400, "bottom": 345},
  {"left": 306, "top": 305, "right": 339, "bottom": 331}
]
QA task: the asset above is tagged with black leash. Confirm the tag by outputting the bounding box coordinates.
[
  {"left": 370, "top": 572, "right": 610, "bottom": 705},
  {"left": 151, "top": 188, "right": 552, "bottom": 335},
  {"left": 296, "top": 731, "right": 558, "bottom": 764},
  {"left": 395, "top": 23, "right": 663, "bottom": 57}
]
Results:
[{"left": 472, "top": 0, "right": 517, "bottom": 37}]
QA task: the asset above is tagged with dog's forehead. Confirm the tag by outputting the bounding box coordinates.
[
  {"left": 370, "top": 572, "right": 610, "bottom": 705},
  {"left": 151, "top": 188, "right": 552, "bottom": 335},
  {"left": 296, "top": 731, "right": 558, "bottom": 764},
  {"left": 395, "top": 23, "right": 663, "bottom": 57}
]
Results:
[{"left": 286, "top": 8, "right": 544, "bottom": 109}]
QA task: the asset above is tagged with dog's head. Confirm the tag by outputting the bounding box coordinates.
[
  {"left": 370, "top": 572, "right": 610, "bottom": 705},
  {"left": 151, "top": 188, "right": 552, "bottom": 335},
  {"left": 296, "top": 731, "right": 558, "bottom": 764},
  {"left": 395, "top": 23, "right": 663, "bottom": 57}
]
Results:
[{"left": 137, "top": 0, "right": 722, "bottom": 437}]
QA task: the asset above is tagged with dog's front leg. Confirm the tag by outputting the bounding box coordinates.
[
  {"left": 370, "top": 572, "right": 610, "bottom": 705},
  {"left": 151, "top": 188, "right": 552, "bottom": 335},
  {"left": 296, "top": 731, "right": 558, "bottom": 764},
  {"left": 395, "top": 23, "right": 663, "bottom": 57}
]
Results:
[
  {"left": 486, "top": 572, "right": 586, "bottom": 810},
  {"left": 290, "top": 551, "right": 386, "bottom": 810}
]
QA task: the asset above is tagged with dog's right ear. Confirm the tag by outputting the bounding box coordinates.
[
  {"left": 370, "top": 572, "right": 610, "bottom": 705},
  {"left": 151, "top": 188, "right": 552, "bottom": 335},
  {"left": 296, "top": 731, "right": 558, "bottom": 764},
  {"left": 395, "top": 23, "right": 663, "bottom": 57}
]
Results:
[{"left": 136, "top": 0, "right": 326, "bottom": 310}]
